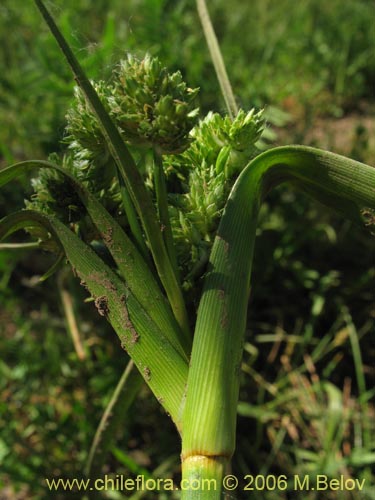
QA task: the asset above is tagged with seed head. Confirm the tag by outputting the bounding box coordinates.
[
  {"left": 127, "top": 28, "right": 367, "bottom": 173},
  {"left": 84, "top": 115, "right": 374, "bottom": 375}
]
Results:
[
  {"left": 65, "top": 81, "right": 116, "bottom": 190},
  {"left": 110, "top": 54, "right": 199, "bottom": 154},
  {"left": 167, "top": 109, "right": 265, "bottom": 289}
]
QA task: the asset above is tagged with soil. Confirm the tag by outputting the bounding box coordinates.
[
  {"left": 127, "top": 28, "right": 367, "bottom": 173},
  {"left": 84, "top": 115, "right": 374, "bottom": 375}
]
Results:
[
  {"left": 277, "top": 101, "right": 375, "bottom": 164},
  {"left": 304, "top": 114, "right": 375, "bottom": 160}
]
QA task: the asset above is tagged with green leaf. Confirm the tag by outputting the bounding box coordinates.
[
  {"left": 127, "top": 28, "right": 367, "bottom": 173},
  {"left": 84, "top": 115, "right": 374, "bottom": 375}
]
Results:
[
  {"left": 182, "top": 145, "right": 375, "bottom": 459},
  {"left": 348, "top": 450, "right": 375, "bottom": 467},
  {"left": 0, "top": 160, "right": 189, "bottom": 359},
  {"left": 0, "top": 210, "right": 188, "bottom": 428}
]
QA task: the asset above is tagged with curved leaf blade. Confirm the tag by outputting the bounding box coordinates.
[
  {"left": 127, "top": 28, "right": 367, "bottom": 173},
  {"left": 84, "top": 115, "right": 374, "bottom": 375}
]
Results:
[
  {"left": 0, "top": 210, "right": 188, "bottom": 427},
  {"left": 0, "top": 160, "right": 189, "bottom": 359},
  {"left": 182, "top": 145, "right": 375, "bottom": 458}
]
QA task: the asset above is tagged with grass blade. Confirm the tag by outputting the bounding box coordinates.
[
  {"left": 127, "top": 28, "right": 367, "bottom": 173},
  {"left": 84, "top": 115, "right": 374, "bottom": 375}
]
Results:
[
  {"left": 85, "top": 360, "right": 143, "bottom": 481},
  {"left": 343, "top": 308, "right": 371, "bottom": 447},
  {"left": 58, "top": 271, "right": 87, "bottom": 361},
  {"left": 196, "top": 0, "right": 238, "bottom": 119}
]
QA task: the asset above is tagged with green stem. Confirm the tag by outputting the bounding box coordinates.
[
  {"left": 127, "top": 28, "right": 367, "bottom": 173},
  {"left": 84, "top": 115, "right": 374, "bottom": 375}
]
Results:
[
  {"left": 0, "top": 242, "right": 40, "bottom": 250},
  {"left": 182, "top": 146, "right": 375, "bottom": 497},
  {"left": 196, "top": 0, "right": 238, "bottom": 119},
  {"left": 153, "top": 149, "right": 180, "bottom": 281},
  {"left": 116, "top": 165, "right": 150, "bottom": 262},
  {"left": 34, "top": 0, "right": 191, "bottom": 344},
  {"left": 181, "top": 456, "right": 227, "bottom": 500}
]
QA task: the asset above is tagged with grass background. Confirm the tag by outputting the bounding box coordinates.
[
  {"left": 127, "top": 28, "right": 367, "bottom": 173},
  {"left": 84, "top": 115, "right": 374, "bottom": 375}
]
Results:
[{"left": 0, "top": 0, "right": 374, "bottom": 498}]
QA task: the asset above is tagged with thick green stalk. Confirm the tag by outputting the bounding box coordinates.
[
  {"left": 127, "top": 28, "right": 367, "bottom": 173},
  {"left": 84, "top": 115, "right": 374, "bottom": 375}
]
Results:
[
  {"left": 181, "top": 163, "right": 261, "bottom": 499},
  {"left": 182, "top": 146, "right": 375, "bottom": 497},
  {"left": 34, "top": 0, "right": 191, "bottom": 344},
  {"left": 181, "top": 456, "right": 226, "bottom": 500}
]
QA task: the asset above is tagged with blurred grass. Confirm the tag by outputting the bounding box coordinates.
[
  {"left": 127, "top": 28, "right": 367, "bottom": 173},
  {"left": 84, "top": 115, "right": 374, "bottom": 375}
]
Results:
[
  {"left": 1, "top": 0, "right": 374, "bottom": 498},
  {"left": 1, "top": 0, "right": 375, "bottom": 162}
]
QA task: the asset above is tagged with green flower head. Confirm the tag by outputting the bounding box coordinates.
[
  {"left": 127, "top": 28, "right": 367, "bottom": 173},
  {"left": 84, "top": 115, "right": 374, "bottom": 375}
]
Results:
[
  {"left": 166, "top": 108, "right": 265, "bottom": 290},
  {"left": 65, "top": 81, "right": 116, "bottom": 189},
  {"left": 110, "top": 54, "right": 200, "bottom": 154},
  {"left": 26, "top": 154, "right": 85, "bottom": 225}
]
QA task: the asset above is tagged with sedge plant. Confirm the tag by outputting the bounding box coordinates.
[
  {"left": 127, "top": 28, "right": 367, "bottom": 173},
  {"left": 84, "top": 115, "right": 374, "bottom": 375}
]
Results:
[{"left": 1, "top": 1, "right": 375, "bottom": 498}]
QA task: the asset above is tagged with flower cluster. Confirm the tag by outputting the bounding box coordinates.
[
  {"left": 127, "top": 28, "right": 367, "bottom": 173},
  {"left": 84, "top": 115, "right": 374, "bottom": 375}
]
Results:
[
  {"left": 110, "top": 54, "right": 199, "bottom": 154},
  {"left": 167, "top": 109, "right": 265, "bottom": 290},
  {"left": 27, "top": 53, "right": 200, "bottom": 236},
  {"left": 65, "top": 81, "right": 116, "bottom": 191},
  {"left": 26, "top": 52, "right": 265, "bottom": 296},
  {"left": 26, "top": 154, "right": 84, "bottom": 224}
]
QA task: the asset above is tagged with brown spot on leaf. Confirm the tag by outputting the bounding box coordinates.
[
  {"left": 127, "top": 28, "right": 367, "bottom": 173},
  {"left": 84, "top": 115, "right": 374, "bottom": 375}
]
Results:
[
  {"left": 217, "top": 288, "right": 228, "bottom": 328},
  {"left": 103, "top": 278, "right": 117, "bottom": 293},
  {"left": 144, "top": 367, "right": 151, "bottom": 381},
  {"left": 217, "top": 235, "right": 229, "bottom": 256},
  {"left": 120, "top": 340, "right": 128, "bottom": 352},
  {"left": 102, "top": 226, "right": 114, "bottom": 247},
  {"left": 361, "top": 208, "right": 375, "bottom": 227},
  {"left": 120, "top": 294, "right": 139, "bottom": 343},
  {"left": 88, "top": 271, "right": 105, "bottom": 286},
  {"left": 131, "top": 330, "right": 140, "bottom": 344},
  {"left": 220, "top": 310, "right": 229, "bottom": 329},
  {"left": 94, "top": 295, "right": 109, "bottom": 317},
  {"left": 80, "top": 279, "right": 88, "bottom": 290}
]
